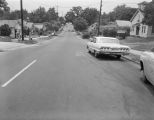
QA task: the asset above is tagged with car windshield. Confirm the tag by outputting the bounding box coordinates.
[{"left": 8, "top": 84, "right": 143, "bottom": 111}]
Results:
[{"left": 97, "top": 38, "right": 119, "bottom": 44}]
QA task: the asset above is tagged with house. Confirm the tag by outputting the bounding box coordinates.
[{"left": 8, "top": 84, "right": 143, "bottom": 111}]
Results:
[
  {"left": 130, "top": 1, "right": 154, "bottom": 38},
  {"left": 100, "top": 20, "right": 131, "bottom": 34},
  {"left": 33, "top": 23, "right": 47, "bottom": 31},
  {"left": 0, "top": 20, "right": 20, "bottom": 38},
  {"left": 0, "top": 19, "right": 30, "bottom": 38},
  {"left": 25, "top": 22, "right": 34, "bottom": 29}
]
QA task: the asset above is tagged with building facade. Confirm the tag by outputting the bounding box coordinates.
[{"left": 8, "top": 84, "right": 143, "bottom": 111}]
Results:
[{"left": 130, "top": 1, "right": 154, "bottom": 38}]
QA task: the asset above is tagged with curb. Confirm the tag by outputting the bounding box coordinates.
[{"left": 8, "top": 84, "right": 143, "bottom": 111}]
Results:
[{"left": 122, "top": 56, "right": 140, "bottom": 65}]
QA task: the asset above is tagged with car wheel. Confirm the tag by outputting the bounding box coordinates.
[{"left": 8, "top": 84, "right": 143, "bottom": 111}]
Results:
[
  {"left": 88, "top": 50, "right": 91, "bottom": 53},
  {"left": 140, "top": 62, "right": 149, "bottom": 84},
  {"left": 94, "top": 51, "right": 99, "bottom": 58},
  {"left": 116, "top": 55, "right": 121, "bottom": 59},
  {"left": 142, "top": 70, "right": 149, "bottom": 84},
  {"left": 87, "top": 46, "right": 91, "bottom": 53}
]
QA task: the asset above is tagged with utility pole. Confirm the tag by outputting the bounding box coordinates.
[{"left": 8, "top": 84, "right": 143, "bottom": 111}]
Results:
[
  {"left": 98, "top": 0, "right": 102, "bottom": 36},
  {"left": 20, "top": 0, "right": 24, "bottom": 41}
]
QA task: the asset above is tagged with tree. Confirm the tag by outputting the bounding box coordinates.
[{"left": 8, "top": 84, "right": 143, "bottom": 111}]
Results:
[
  {"left": 73, "top": 17, "right": 88, "bottom": 31},
  {"left": 46, "top": 7, "right": 58, "bottom": 21},
  {"left": 65, "top": 6, "right": 83, "bottom": 23},
  {"left": 59, "top": 17, "right": 65, "bottom": 24},
  {"left": 100, "top": 5, "right": 137, "bottom": 23},
  {"left": 143, "top": 1, "right": 154, "bottom": 27},
  {"left": 6, "top": 9, "right": 29, "bottom": 20},
  {"left": 113, "top": 4, "right": 137, "bottom": 21},
  {"left": 29, "top": 7, "right": 47, "bottom": 23},
  {"left": 81, "top": 8, "right": 99, "bottom": 25},
  {"left": 0, "top": 24, "right": 11, "bottom": 36},
  {"left": 71, "top": 6, "right": 82, "bottom": 17},
  {"left": 0, "top": 0, "right": 10, "bottom": 17},
  {"left": 65, "top": 11, "right": 76, "bottom": 23}
]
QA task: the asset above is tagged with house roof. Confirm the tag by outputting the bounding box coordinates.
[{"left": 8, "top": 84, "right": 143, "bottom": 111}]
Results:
[
  {"left": 116, "top": 20, "right": 131, "bottom": 27},
  {"left": 34, "top": 23, "right": 44, "bottom": 29},
  {"left": 26, "top": 22, "right": 34, "bottom": 28},
  {"left": 130, "top": 9, "right": 144, "bottom": 22},
  {"left": 0, "top": 19, "right": 28, "bottom": 29},
  {"left": 0, "top": 20, "right": 18, "bottom": 28}
]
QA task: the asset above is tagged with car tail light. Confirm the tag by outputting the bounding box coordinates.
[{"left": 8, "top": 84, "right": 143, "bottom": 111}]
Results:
[
  {"left": 120, "top": 48, "right": 129, "bottom": 51},
  {"left": 101, "top": 47, "right": 110, "bottom": 50}
]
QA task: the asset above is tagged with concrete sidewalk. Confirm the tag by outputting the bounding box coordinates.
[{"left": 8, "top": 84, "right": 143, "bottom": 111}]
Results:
[
  {"left": 0, "top": 42, "right": 36, "bottom": 52},
  {"left": 123, "top": 49, "right": 143, "bottom": 64}
]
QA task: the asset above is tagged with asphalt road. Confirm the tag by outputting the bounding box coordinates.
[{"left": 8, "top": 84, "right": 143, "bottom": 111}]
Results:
[{"left": 0, "top": 24, "right": 154, "bottom": 120}]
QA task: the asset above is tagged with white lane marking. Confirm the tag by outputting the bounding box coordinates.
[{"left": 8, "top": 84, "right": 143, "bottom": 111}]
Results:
[{"left": 1, "top": 60, "right": 37, "bottom": 88}]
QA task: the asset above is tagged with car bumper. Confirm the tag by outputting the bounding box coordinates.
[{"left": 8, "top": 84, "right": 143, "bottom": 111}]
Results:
[{"left": 97, "top": 50, "right": 129, "bottom": 55}]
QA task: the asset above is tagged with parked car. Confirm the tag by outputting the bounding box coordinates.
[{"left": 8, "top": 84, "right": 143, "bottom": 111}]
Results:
[
  {"left": 87, "top": 36, "right": 130, "bottom": 58},
  {"left": 140, "top": 48, "right": 154, "bottom": 85}
]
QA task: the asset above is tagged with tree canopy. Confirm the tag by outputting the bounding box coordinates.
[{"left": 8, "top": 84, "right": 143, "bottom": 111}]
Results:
[
  {"left": 0, "top": 0, "right": 10, "bottom": 17},
  {"left": 101, "top": 5, "right": 137, "bottom": 25},
  {"left": 65, "top": 6, "right": 99, "bottom": 26},
  {"left": 65, "top": 6, "right": 83, "bottom": 23},
  {"left": 81, "top": 8, "right": 99, "bottom": 25},
  {"left": 73, "top": 17, "right": 88, "bottom": 31},
  {"left": 143, "top": 1, "right": 154, "bottom": 27}
]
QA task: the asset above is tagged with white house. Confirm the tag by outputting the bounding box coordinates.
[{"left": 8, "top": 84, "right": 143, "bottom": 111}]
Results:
[
  {"left": 130, "top": 1, "right": 154, "bottom": 38},
  {"left": 0, "top": 19, "right": 32, "bottom": 38},
  {"left": 33, "top": 23, "right": 46, "bottom": 31}
]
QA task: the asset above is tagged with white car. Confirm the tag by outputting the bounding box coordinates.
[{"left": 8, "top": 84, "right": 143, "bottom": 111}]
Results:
[
  {"left": 140, "top": 48, "right": 154, "bottom": 85},
  {"left": 87, "top": 36, "right": 130, "bottom": 58}
]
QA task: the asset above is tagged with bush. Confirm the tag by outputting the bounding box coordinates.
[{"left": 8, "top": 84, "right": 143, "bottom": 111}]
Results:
[
  {"left": 103, "top": 29, "right": 117, "bottom": 37},
  {"left": 82, "top": 32, "right": 90, "bottom": 39},
  {"left": 0, "top": 24, "right": 11, "bottom": 36},
  {"left": 73, "top": 17, "right": 88, "bottom": 32}
]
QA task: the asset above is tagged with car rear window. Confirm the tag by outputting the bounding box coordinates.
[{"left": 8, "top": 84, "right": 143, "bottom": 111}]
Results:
[{"left": 97, "top": 38, "right": 119, "bottom": 44}]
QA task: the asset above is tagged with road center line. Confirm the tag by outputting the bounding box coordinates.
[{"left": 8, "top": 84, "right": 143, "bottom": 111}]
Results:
[{"left": 1, "top": 60, "right": 37, "bottom": 88}]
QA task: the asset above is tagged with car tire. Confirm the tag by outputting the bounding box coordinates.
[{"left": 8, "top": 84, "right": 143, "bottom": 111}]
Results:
[
  {"left": 140, "top": 62, "right": 149, "bottom": 84},
  {"left": 142, "top": 70, "right": 149, "bottom": 84},
  {"left": 116, "top": 55, "right": 121, "bottom": 59},
  {"left": 87, "top": 46, "right": 91, "bottom": 53},
  {"left": 94, "top": 51, "right": 99, "bottom": 58}
]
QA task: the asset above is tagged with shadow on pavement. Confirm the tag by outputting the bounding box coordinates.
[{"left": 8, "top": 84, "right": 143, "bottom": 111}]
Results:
[{"left": 89, "top": 53, "right": 125, "bottom": 62}]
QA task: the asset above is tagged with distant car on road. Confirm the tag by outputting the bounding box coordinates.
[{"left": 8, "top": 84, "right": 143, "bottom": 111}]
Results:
[
  {"left": 87, "top": 36, "right": 130, "bottom": 58},
  {"left": 140, "top": 48, "right": 154, "bottom": 85}
]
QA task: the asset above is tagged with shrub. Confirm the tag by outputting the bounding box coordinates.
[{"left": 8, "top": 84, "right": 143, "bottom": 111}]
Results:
[
  {"left": 73, "top": 17, "right": 88, "bottom": 32},
  {"left": 82, "top": 32, "right": 90, "bottom": 39},
  {"left": 103, "top": 29, "right": 117, "bottom": 37},
  {"left": 0, "top": 24, "right": 11, "bottom": 36}
]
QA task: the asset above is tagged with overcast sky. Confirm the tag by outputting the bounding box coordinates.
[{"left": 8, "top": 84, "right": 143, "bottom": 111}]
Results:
[{"left": 7, "top": 0, "right": 152, "bottom": 16}]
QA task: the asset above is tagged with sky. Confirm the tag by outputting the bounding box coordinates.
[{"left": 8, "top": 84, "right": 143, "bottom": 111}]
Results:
[{"left": 7, "top": 0, "right": 152, "bottom": 16}]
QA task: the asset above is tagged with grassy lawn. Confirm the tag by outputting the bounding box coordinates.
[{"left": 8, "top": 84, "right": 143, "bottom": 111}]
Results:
[
  {"left": 0, "top": 36, "right": 12, "bottom": 42},
  {"left": 120, "top": 36, "right": 154, "bottom": 51}
]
